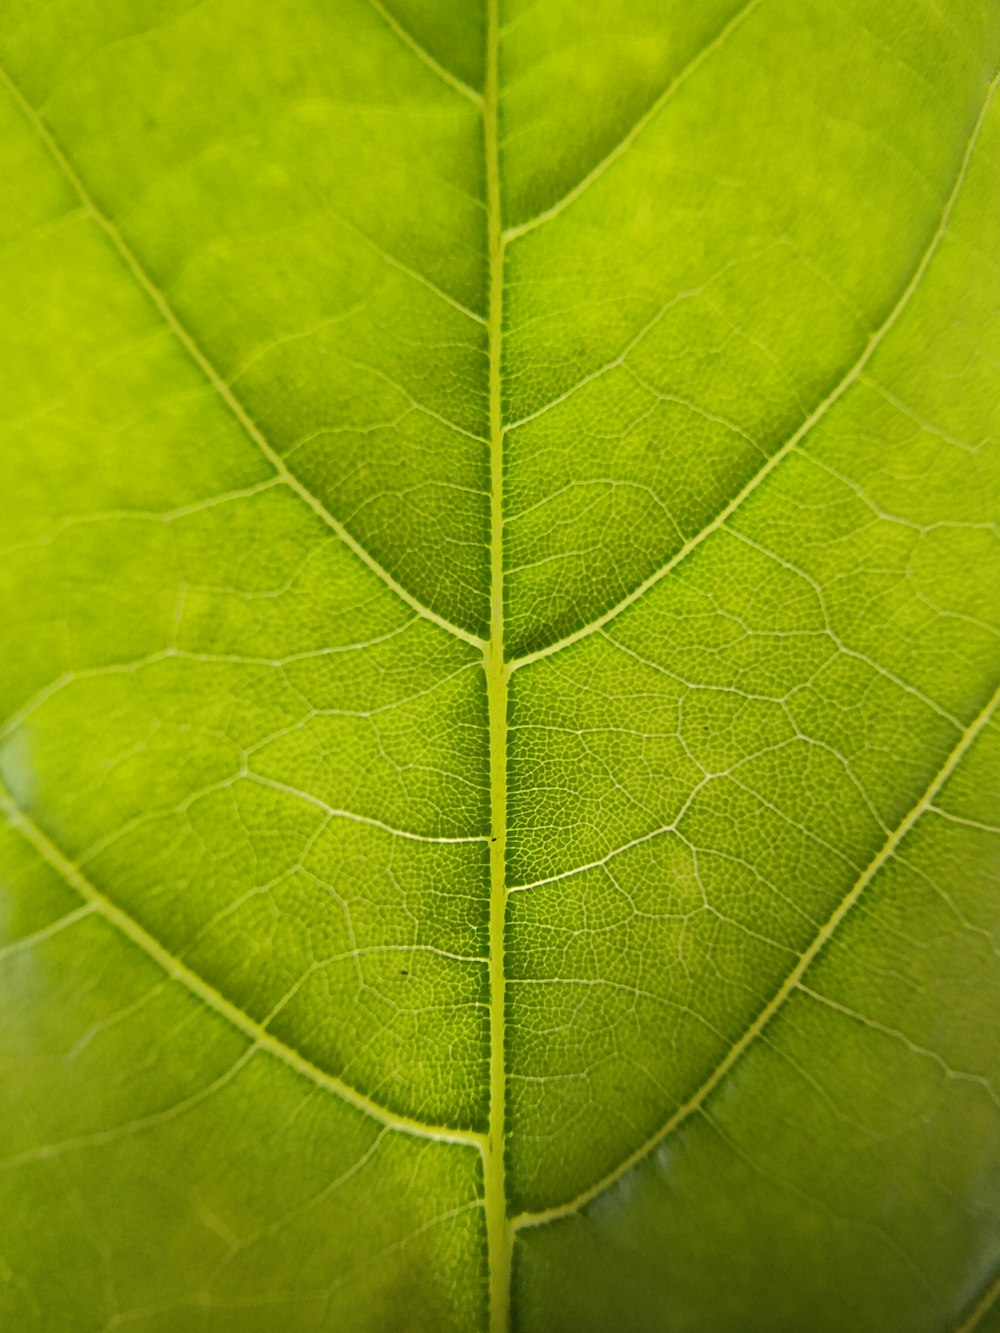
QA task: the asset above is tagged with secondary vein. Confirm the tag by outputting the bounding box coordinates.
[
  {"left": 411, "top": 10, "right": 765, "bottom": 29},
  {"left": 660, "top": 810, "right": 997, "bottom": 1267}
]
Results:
[
  {"left": 512, "top": 678, "right": 1000, "bottom": 1229},
  {"left": 0, "top": 777, "right": 484, "bottom": 1149},
  {"left": 508, "top": 65, "right": 1000, "bottom": 674},
  {"left": 0, "top": 59, "right": 485, "bottom": 653}
]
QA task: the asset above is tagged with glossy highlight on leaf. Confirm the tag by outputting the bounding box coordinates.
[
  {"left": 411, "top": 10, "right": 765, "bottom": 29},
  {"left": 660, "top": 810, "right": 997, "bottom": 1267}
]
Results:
[{"left": 1, "top": 2, "right": 999, "bottom": 1331}]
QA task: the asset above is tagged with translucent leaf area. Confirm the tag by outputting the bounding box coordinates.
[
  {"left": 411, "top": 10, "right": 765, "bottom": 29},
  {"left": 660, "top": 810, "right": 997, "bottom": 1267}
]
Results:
[{"left": 1, "top": 2, "right": 999, "bottom": 1330}]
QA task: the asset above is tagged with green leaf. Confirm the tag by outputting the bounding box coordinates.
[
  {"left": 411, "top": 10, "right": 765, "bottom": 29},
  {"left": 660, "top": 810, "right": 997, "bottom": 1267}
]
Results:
[{"left": 1, "top": 2, "right": 998, "bottom": 1330}]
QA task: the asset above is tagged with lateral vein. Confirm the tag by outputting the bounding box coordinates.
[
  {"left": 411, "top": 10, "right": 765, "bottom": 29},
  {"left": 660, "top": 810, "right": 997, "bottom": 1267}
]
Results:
[
  {"left": 509, "top": 66, "right": 1000, "bottom": 673},
  {"left": 512, "top": 678, "right": 1000, "bottom": 1228},
  {"left": 502, "top": 0, "right": 762, "bottom": 243},
  {"left": 956, "top": 1266, "right": 1000, "bottom": 1333},
  {"left": 0, "top": 60, "right": 485, "bottom": 652},
  {"left": 0, "top": 778, "right": 486, "bottom": 1149},
  {"left": 362, "top": 0, "right": 484, "bottom": 107}
]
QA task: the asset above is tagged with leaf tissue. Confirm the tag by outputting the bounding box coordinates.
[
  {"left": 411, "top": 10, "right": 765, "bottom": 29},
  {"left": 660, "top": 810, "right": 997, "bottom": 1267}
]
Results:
[{"left": 1, "top": 2, "right": 999, "bottom": 1330}]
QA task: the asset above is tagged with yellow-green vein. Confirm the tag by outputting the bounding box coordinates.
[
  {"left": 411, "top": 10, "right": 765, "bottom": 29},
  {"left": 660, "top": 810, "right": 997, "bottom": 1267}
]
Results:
[
  {"left": 0, "top": 777, "right": 485, "bottom": 1150},
  {"left": 483, "top": 0, "right": 512, "bottom": 1326},
  {"left": 512, "top": 678, "right": 1000, "bottom": 1228}
]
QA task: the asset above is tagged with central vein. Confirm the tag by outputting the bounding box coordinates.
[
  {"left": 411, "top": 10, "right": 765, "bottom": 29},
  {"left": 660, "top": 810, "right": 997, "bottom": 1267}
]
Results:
[{"left": 483, "top": 0, "right": 511, "bottom": 1326}]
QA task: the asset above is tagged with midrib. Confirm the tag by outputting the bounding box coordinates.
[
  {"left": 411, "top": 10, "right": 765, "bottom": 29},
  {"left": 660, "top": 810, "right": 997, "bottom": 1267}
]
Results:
[{"left": 483, "top": 0, "right": 512, "bottom": 1328}]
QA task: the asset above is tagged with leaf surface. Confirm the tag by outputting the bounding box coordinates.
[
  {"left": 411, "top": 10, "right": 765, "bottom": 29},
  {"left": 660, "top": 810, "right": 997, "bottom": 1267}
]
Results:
[{"left": 1, "top": 2, "right": 999, "bottom": 1330}]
